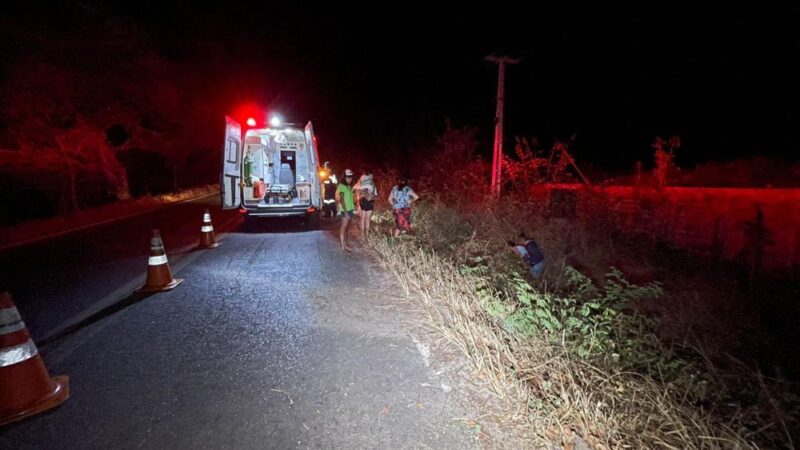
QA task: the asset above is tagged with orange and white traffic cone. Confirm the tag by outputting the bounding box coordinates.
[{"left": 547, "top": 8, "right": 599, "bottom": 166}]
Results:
[
  {"left": 0, "top": 292, "right": 69, "bottom": 426},
  {"left": 136, "top": 229, "right": 183, "bottom": 293},
  {"left": 198, "top": 209, "right": 221, "bottom": 249}
]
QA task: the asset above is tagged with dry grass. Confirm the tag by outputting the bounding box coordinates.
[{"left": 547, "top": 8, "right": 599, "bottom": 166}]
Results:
[{"left": 366, "top": 201, "right": 788, "bottom": 449}]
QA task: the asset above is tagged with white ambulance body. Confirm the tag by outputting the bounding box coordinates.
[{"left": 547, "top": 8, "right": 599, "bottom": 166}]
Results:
[{"left": 221, "top": 116, "right": 322, "bottom": 225}]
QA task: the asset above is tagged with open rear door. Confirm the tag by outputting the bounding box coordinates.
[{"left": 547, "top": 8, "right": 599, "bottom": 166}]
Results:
[
  {"left": 221, "top": 116, "right": 243, "bottom": 209},
  {"left": 304, "top": 121, "right": 321, "bottom": 208}
]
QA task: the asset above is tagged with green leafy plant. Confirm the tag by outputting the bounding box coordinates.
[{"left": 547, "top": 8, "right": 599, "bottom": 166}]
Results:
[{"left": 501, "top": 267, "right": 665, "bottom": 360}]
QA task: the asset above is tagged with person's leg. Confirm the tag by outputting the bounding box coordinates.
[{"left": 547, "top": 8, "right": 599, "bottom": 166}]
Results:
[
  {"left": 530, "top": 260, "right": 545, "bottom": 278},
  {"left": 392, "top": 209, "right": 401, "bottom": 237},
  {"left": 398, "top": 208, "right": 411, "bottom": 234},
  {"left": 339, "top": 214, "right": 350, "bottom": 250},
  {"left": 364, "top": 210, "right": 373, "bottom": 236}
]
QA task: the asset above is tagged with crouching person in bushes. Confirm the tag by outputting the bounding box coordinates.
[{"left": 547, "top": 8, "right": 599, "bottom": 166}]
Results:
[{"left": 508, "top": 235, "right": 545, "bottom": 278}]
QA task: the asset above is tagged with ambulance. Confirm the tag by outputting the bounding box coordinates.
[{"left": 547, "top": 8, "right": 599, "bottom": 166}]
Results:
[{"left": 221, "top": 116, "right": 322, "bottom": 227}]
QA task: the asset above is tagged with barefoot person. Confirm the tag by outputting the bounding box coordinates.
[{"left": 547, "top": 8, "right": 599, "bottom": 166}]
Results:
[{"left": 336, "top": 169, "right": 357, "bottom": 251}]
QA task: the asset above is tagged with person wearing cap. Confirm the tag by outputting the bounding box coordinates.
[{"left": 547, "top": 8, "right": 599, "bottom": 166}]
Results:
[
  {"left": 336, "top": 169, "right": 357, "bottom": 251},
  {"left": 388, "top": 175, "right": 419, "bottom": 237}
]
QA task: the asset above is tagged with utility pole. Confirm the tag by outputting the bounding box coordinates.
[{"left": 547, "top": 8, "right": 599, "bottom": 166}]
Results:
[{"left": 485, "top": 54, "right": 520, "bottom": 196}]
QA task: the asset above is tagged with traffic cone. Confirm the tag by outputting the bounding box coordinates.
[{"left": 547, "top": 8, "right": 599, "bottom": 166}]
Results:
[
  {"left": 198, "top": 209, "right": 221, "bottom": 249},
  {"left": 0, "top": 292, "right": 69, "bottom": 426},
  {"left": 136, "top": 229, "right": 183, "bottom": 293}
]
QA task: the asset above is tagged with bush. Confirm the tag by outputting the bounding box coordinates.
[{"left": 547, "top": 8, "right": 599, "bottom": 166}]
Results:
[
  {"left": 369, "top": 125, "right": 798, "bottom": 448},
  {"left": 370, "top": 197, "right": 796, "bottom": 449}
]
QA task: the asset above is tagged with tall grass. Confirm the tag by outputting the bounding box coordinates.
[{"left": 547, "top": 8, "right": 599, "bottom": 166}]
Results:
[
  {"left": 367, "top": 197, "right": 795, "bottom": 449},
  {"left": 372, "top": 203, "right": 788, "bottom": 449},
  {"left": 366, "top": 125, "right": 797, "bottom": 448}
]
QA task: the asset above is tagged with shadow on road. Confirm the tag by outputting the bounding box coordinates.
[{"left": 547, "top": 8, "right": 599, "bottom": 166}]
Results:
[
  {"left": 235, "top": 216, "right": 338, "bottom": 234},
  {"left": 37, "top": 291, "right": 155, "bottom": 351}
]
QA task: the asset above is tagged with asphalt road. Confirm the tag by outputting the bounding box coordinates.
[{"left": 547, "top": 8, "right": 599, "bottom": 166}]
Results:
[
  {"left": 0, "top": 198, "right": 476, "bottom": 449},
  {"left": 0, "top": 194, "right": 242, "bottom": 342}
]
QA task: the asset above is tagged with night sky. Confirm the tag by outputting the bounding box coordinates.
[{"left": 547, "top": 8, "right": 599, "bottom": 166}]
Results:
[{"left": 3, "top": 3, "right": 799, "bottom": 173}]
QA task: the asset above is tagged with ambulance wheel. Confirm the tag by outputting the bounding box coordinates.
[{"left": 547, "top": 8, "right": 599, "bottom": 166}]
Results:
[
  {"left": 243, "top": 215, "right": 257, "bottom": 232},
  {"left": 305, "top": 211, "right": 320, "bottom": 230}
]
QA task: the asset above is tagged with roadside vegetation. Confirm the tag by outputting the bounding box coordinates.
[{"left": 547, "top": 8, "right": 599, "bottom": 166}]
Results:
[{"left": 368, "top": 126, "right": 798, "bottom": 449}]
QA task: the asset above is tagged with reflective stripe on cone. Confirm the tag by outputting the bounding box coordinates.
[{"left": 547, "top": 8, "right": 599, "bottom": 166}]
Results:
[
  {"left": 0, "top": 339, "right": 38, "bottom": 367},
  {"left": 148, "top": 255, "right": 168, "bottom": 265},
  {"left": 0, "top": 306, "right": 23, "bottom": 334},
  {"left": 0, "top": 292, "right": 69, "bottom": 426}
]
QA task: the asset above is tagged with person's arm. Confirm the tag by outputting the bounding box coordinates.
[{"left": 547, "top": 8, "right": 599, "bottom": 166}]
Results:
[
  {"left": 387, "top": 190, "right": 394, "bottom": 206},
  {"left": 513, "top": 245, "right": 529, "bottom": 262},
  {"left": 337, "top": 187, "right": 345, "bottom": 213},
  {"left": 409, "top": 189, "right": 419, "bottom": 202}
]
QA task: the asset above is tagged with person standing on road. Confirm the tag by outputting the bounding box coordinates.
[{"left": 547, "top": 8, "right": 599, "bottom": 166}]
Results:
[
  {"left": 321, "top": 161, "right": 338, "bottom": 218},
  {"left": 388, "top": 175, "right": 419, "bottom": 237},
  {"left": 353, "top": 166, "right": 377, "bottom": 238},
  {"left": 336, "top": 169, "right": 357, "bottom": 251}
]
